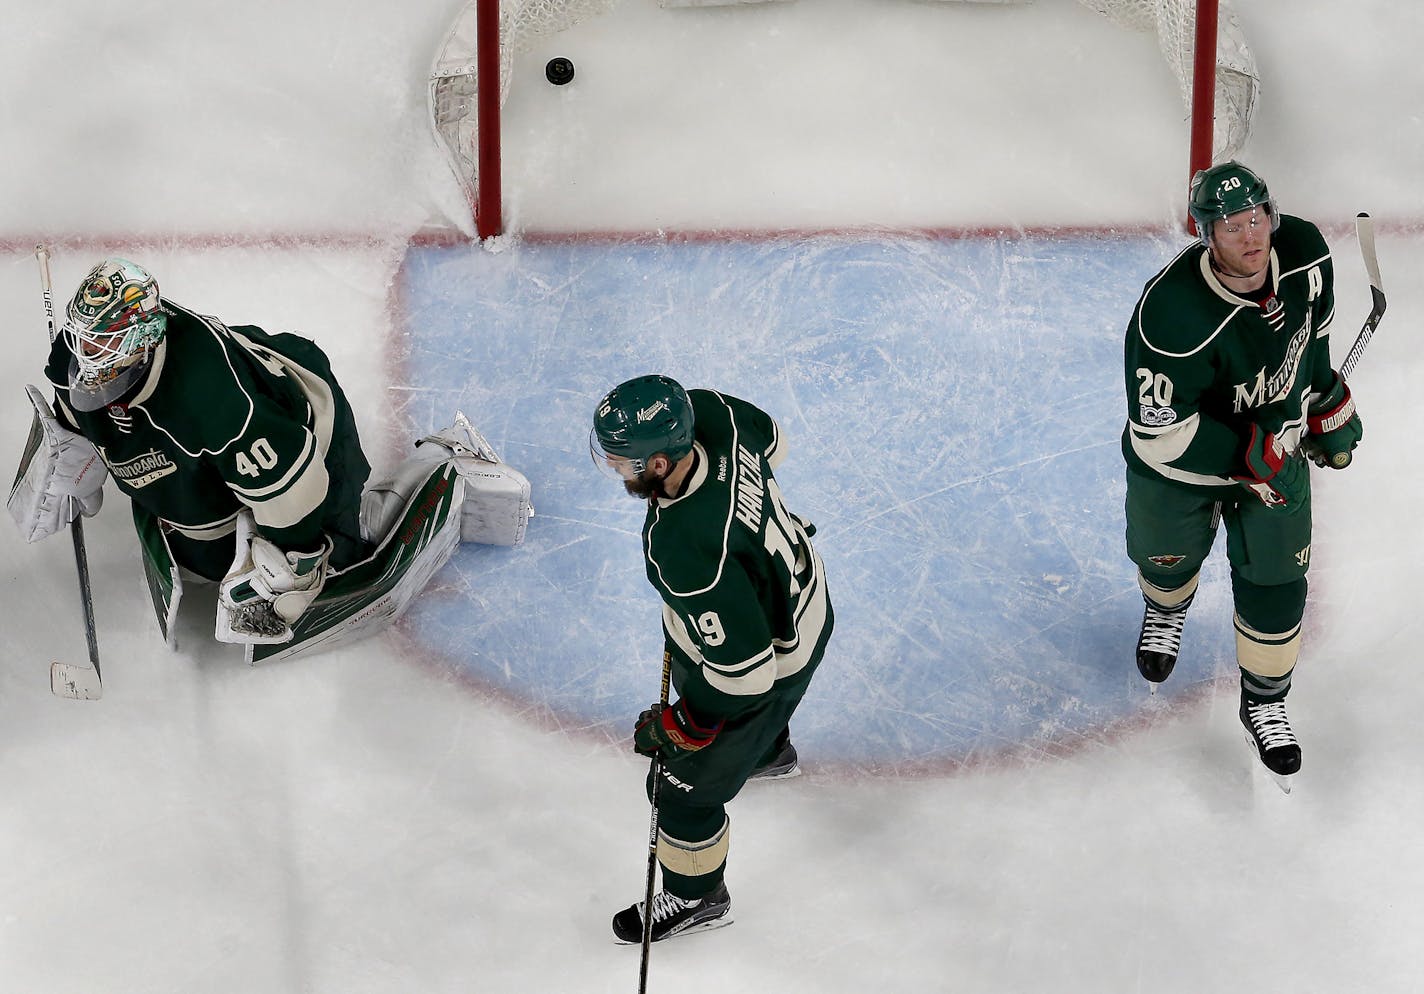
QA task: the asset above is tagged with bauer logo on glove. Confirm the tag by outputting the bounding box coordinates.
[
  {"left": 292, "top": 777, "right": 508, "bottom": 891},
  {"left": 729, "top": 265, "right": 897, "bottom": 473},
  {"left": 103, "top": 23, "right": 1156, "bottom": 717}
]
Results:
[
  {"left": 633, "top": 701, "right": 724, "bottom": 760},
  {"left": 1302, "top": 372, "right": 1363, "bottom": 469}
]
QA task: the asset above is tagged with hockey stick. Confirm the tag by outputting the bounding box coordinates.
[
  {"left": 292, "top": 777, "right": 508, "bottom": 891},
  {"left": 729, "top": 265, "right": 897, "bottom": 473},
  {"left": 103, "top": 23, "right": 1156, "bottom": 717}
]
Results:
[
  {"left": 35, "top": 245, "right": 104, "bottom": 700},
  {"left": 637, "top": 651, "right": 673, "bottom": 994},
  {"left": 56, "top": 509, "right": 104, "bottom": 700},
  {"left": 1339, "top": 212, "right": 1386, "bottom": 381}
]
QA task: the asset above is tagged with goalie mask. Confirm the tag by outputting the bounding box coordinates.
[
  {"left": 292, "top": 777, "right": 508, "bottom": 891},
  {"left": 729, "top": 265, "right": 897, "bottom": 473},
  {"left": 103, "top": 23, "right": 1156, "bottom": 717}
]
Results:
[
  {"left": 1188, "top": 161, "right": 1279, "bottom": 248},
  {"left": 590, "top": 374, "right": 695, "bottom": 479},
  {"left": 62, "top": 258, "right": 167, "bottom": 411}
]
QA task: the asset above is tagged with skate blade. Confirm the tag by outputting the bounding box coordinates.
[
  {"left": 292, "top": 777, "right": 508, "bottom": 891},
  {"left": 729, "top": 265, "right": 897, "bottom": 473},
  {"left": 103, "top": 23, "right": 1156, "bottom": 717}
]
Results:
[
  {"left": 612, "top": 914, "right": 734, "bottom": 945},
  {"left": 663, "top": 914, "right": 735, "bottom": 942},
  {"left": 749, "top": 765, "right": 801, "bottom": 782},
  {"left": 1241, "top": 729, "right": 1295, "bottom": 795}
]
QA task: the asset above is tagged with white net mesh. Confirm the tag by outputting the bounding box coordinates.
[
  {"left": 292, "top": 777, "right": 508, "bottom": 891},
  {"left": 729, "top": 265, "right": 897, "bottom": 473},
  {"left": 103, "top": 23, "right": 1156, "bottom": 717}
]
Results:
[
  {"left": 1080, "top": 0, "right": 1258, "bottom": 161},
  {"left": 429, "top": 0, "right": 619, "bottom": 219},
  {"left": 429, "top": 0, "right": 1259, "bottom": 230}
]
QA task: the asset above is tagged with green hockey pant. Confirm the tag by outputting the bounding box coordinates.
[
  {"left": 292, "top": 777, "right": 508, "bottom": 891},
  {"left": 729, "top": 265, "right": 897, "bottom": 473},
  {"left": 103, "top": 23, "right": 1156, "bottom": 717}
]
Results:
[
  {"left": 1124, "top": 466, "right": 1311, "bottom": 636},
  {"left": 646, "top": 669, "right": 815, "bottom": 899}
]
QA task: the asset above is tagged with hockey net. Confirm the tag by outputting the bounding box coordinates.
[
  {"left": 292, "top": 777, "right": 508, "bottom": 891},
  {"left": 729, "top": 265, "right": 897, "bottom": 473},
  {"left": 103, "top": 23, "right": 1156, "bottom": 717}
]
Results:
[
  {"left": 430, "top": 0, "right": 1259, "bottom": 238},
  {"left": 1080, "top": 0, "right": 1259, "bottom": 166},
  {"left": 429, "top": 0, "right": 619, "bottom": 238}
]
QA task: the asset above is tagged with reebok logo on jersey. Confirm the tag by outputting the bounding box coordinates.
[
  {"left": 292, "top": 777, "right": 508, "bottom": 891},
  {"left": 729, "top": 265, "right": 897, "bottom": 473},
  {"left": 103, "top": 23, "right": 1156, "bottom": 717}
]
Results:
[{"left": 636, "top": 401, "right": 668, "bottom": 423}]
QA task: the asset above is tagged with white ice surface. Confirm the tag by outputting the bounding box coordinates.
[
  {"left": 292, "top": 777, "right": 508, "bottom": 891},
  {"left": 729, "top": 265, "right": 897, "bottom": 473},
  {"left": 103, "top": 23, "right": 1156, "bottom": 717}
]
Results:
[{"left": 3, "top": 2, "right": 1424, "bottom": 992}]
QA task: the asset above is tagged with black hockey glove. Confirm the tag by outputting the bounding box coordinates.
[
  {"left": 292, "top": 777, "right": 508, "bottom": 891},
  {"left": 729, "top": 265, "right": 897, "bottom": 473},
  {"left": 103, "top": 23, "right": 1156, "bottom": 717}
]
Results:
[
  {"left": 1302, "top": 373, "right": 1363, "bottom": 469},
  {"left": 633, "top": 701, "right": 723, "bottom": 760}
]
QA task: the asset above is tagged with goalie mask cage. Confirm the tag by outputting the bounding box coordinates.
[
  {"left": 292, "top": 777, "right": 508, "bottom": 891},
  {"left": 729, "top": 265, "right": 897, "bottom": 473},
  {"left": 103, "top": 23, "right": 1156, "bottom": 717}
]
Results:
[{"left": 428, "top": 0, "right": 1259, "bottom": 239}]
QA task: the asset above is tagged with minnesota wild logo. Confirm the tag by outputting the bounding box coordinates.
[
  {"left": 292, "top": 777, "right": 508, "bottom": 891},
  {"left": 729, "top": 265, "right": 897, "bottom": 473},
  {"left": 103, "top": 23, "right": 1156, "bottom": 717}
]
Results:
[
  {"left": 1148, "top": 554, "right": 1187, "bottom": 569},
  {"left": 636, "top": 401, "right": 668, "bottom": 423}
]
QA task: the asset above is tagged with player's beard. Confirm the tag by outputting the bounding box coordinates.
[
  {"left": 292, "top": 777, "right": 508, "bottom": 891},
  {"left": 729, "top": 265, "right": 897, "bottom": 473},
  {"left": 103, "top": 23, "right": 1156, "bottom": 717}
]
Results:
[{"left": 624, "top": 468, "right": 670, "bottom": 500}]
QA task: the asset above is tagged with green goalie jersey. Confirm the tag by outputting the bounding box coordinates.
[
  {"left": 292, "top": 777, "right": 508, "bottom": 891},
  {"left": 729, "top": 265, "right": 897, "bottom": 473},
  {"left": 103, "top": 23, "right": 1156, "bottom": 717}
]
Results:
[
  {"left": 1121, "top": 214, "right": 1338, "bottom": 494},
  {"left": 45, "top": 303, "right": 369, "bottom": 572},
  {"left": 643, "top": 389, "right": 833, "bottom": 723}
]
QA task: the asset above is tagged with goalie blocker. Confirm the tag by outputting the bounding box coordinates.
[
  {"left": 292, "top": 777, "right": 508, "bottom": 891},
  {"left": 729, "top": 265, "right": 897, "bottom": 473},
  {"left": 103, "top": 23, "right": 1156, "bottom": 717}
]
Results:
[{"left": 131, "top": 413, "right": 532, "bottom": 663}]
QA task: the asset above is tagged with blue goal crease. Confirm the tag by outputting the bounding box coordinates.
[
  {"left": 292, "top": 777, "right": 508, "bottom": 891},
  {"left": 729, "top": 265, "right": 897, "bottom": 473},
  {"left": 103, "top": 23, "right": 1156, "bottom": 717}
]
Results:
[{"left": 394, "top": 231, "right": 1235, "bottom": 766}]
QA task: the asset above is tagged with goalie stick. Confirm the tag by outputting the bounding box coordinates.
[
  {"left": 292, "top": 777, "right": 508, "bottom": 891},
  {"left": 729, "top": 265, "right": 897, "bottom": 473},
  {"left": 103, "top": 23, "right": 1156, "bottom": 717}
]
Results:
[
  {"left": 55, "top": 511, "right": 103, "bottom": 700},
  {"left": 35, "top": 245, "right": 104, "bottom": 700},
  {"left": 1339, "top": 212, "right": 1386, "bottom": 381}
]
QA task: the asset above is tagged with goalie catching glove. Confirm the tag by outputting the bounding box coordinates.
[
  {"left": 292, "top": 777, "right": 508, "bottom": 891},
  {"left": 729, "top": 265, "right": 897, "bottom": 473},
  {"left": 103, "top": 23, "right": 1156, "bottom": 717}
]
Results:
[
  {"left": 217, "top": 511, "right": 332, "bottom": 645},
  {"left": 633, "top": 701, "right": 724, "bottom": 760},
  {"left": 1302, "top": 372, "right": 1363, "bottom": 469},
  {"left": 7, "top": 384, "right": 106, "bottom": 543}
]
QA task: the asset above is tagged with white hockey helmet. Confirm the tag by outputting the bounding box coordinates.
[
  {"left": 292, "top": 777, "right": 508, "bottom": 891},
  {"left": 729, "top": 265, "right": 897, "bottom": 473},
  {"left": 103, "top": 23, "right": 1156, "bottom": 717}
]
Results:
[{"left": 62, "top": 258, "right": 167, "bottom": 408}]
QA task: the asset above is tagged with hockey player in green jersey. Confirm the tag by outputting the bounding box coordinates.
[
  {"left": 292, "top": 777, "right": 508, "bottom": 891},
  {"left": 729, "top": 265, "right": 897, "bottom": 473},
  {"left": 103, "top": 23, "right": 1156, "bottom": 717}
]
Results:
[
  {"left": 9, "top": 258, "right": 532, "bottom": 668},
  {"left": 591, "top": 374, "right": 833, "bottom": 943},
  {"left": 1121, "top": 162, "right": 1363, "bottom": 788}
]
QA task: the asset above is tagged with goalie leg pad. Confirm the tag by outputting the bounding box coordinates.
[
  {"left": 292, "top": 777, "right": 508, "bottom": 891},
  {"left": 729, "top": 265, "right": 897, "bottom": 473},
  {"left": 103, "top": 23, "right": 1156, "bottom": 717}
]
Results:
[
  {"left": 368, "top": 413, "right": 533, "bottom": 548},
  {"left": 250, "top": 465, "right": 465, "bottom": 664},
  {"left": 426, "top": 413, "right": 532, "bottom": 546},
  {"left": 360, "top": 440, "right": 451, "bottom": 543},
  {"left": 457, "top": 460, "right": 532, "bottom": 547},
  {"left": 133, "top": 504, "right": 183, "bottom": 647}
]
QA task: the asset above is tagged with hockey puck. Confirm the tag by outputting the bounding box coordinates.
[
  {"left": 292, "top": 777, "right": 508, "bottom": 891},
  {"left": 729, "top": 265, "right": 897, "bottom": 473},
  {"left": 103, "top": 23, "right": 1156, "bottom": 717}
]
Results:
[{"left": 545, "top": 57, "right": 575, "bottom": 86}]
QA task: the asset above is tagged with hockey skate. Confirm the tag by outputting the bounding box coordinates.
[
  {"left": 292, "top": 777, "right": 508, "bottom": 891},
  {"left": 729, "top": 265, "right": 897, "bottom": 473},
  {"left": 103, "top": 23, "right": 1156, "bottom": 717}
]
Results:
[
  {"left": 1240, "top": 696, "right": 1301, "bottom": 793},
  {"left": 612, "top": 882, "right": 732, "bottom": 944},
  {"left": 749, "top": 740, "right": 800, "bottom": 781},
  {"left": 1136, "top": 594, "right": 1193, "bottom": 687}
]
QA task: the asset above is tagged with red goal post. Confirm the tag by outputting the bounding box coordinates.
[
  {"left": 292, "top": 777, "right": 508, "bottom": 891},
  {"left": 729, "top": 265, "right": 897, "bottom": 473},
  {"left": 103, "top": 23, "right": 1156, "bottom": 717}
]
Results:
[
  {"left": 428, "top": 0, "right": 1259, "bottom": 239},
  {"left": 1082, "top": 0, "right": 1259, "bottom": 232}
]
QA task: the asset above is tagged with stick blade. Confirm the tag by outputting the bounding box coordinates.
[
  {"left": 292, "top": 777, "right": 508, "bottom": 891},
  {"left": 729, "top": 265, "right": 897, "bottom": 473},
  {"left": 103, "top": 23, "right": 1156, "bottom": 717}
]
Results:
[
  {"left": 1355, "top": 212, "right": 1384, "bottom": 292},
  {"left": 51, "top": 661, "right": 103, "bottom": 700}
]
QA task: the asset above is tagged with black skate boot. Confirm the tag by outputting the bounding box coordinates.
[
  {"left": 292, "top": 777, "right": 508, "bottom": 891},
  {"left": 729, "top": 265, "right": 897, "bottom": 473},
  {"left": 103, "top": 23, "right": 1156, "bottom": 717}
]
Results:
[
  {"left": 612, "top": 881, "right": 732, "bottom": 943},
  {"left": 749, "top": 733, "right": 800, "bottom": 781},
  {"left": 1136, "top": 594, "right": 1193, "bottom": 684},
  {"left": 1240, "top": 696, "right": 1301, "bottom": 789}
]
